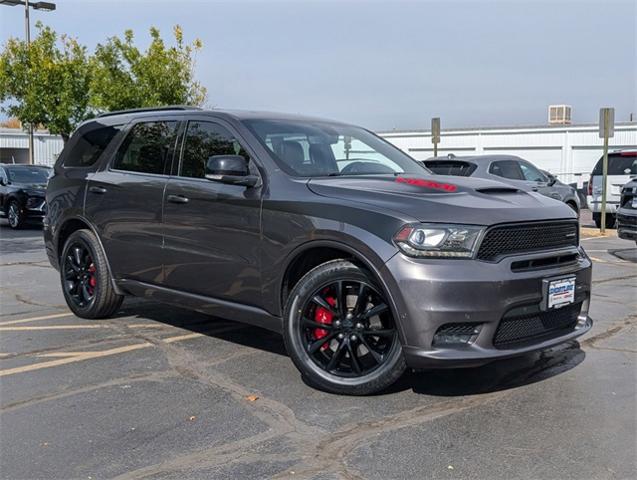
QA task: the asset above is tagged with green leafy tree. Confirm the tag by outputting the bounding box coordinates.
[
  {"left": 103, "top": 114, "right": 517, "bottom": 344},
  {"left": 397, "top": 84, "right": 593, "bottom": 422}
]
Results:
[
  {"left": 0, "top": 22, "right": 91, "bottom": 142},
  {"left": 90, "top": 25, "right": 206, "bottom": 111}
]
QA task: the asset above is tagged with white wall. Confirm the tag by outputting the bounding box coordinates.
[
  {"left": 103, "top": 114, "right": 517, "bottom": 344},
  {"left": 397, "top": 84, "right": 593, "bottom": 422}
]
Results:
[{"left": 380, "top": 123, "right": 637, "bottom": 185}]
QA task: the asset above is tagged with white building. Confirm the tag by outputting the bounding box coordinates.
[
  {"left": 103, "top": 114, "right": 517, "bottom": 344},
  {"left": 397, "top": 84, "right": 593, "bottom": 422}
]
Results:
[
  {"left": 380, "top": 122, "right": 637, "bottom": 186},
  {"left": 0, "top": 128, "right": 65, "bottom": 166}
]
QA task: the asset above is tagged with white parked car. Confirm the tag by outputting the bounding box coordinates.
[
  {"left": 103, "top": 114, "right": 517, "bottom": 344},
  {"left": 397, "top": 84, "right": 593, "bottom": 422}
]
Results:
[{"left": 587, "top": 149, "right": 637, "bottom": 228}]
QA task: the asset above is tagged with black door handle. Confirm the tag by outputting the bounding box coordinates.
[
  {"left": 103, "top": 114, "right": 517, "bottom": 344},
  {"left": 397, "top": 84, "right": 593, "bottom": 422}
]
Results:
[
  {"left": 167, "top": 194, "right": 189, "bottom": 204},
  {"left": 89, "top": 186, "right": 107, "bottom": 194}
]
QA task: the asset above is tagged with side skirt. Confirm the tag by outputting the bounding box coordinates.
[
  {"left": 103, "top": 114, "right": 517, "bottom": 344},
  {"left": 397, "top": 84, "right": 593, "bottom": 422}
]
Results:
[{"left": 116, "top": 279, "right": 283, "bottom": 334}]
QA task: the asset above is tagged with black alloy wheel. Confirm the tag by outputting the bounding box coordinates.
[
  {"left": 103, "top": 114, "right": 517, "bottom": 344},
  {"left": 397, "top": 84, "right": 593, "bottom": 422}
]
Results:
[
  {"left": 284, "top": 260, "right": 406, "bottom": 395},
  {"left": 7, "top": 200, "right": 24, "bottom": 229},
  {"left": 300, "top": 280, "right": 397, "bottom": 377},
  {"left": 62, "top": 241, "right": 97, "bottom": 308}
]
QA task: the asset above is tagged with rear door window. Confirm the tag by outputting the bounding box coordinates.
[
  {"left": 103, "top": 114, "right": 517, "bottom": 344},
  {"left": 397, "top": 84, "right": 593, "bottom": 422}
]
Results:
[
  {"left": 489, "top": 160, "right": 524, "bottom": 180},
  {"left": 592, "top": 152, "right": 637, "bottom": 175},
  {"left": 64, "top": 125, "right": 122, "bottom": 167},
  {"left": 112, "top": 121, "right": 179, "bottom": 175}
]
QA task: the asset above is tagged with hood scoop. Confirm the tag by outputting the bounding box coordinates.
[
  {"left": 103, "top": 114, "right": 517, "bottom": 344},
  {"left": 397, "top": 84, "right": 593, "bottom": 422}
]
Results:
[{"left": 475, "top": 186, "right": 519, "bottom": 194}]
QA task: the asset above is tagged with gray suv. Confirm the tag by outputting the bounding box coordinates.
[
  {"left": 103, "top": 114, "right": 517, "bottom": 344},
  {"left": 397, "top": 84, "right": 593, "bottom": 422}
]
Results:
[
  {"left": 424, "top": 155, "right": 581, "bottom": 213},
  {"left": 45, "top": 107, "right": 592, "bottom": 395}
]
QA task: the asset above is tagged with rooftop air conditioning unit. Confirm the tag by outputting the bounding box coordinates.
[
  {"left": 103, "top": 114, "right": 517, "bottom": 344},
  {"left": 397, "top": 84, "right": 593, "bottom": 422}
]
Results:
[{"left": 548, "top": 105, "right": 572, "bottom": 125}]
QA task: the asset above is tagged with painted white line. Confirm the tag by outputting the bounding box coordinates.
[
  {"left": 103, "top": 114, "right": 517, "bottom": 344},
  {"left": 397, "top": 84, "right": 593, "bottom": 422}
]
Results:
[
  {"left": 0, "top": 312, "right": 73, "bottom": 326},
  {"left": 0, "top": 331, "right": 211, "bottom": 377}
]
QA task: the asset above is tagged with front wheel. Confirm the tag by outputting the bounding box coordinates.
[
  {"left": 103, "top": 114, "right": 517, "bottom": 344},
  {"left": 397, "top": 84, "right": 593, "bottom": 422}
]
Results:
[
  {"left": 60, "top": 229, "right": 123, "bottom": 318},
  {"left": 283, "top": 260, "right": 405, "bottom": 395},
  {"left": 7, "top": 200, "right": 25, "bottom": 229}
]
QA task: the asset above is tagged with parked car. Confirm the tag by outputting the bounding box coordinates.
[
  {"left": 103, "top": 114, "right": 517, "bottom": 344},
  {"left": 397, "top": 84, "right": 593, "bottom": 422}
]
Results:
[
  {"left": 0, "top": 164, "right": 51, "bottom": 229},
  {"left": 45, "top": 107, "right": 592, "bottom": 395},
  {"left": 617, "top": 179, "right": 637, "bottom": 245},
  {"left": 587, "top": 149, "right": 637, "bottom": 228},
  {"left": 423, "top": 155, "right": 581, "bottom": 213}
]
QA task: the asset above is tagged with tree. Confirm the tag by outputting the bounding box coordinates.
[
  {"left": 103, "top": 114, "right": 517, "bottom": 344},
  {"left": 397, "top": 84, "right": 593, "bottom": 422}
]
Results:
[
  {"left": 90, "top": 25, "right": 206, "bottom": 112},
  {"left": 0, "top": 22, "right": 91, "bottom": 142}
]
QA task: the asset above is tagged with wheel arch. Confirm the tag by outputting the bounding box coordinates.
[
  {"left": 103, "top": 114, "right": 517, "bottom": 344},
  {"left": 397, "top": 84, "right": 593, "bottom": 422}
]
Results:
[
  {"left": 56, "top": 215, "right": 124, "bottom": 295},
  {"left": 278, "top": 240, "right": 407, "bottom": 344}
]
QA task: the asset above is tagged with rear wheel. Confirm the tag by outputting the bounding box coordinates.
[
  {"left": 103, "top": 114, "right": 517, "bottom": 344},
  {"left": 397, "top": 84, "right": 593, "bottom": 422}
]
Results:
[
  {"left": 7, "top": 200, "right": 25, "bottom": 229},
  {"left": 283, "top": 260, "right": 405, "bottom": 395},
  {"left": 60, "top": 229, "right": 123, "bottom": 318}
]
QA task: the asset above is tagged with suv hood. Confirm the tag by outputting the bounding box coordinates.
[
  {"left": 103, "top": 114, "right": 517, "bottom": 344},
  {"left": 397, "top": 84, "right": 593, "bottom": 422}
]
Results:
[{"left": 307, "top": 174, "right": 576, "bottom": 225}]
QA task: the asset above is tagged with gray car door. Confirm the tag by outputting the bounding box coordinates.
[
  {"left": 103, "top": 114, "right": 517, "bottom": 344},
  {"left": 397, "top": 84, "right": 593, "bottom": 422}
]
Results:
[
  {"left": 518, "top": 160, "right": 562, "bottom": 200},
  {"left": 161, "top": 119, "right": 263, "bottom": 306},
  {"left": 85, "top": 118, "right": 182, "bottom": 284}
]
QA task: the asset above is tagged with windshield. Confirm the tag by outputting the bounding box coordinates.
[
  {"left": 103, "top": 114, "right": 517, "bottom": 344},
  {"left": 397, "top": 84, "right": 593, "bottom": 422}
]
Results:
[
  {"left": 243, "top": 119, "right": 429, "bottom": 177},
  {"left": 6, "top": 166, "right": 51, "bottom": 184}
]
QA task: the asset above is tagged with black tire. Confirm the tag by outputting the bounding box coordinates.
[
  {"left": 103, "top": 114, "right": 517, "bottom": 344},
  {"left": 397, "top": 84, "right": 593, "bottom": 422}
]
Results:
[
  {"left": 7, "top": 200, "right": 25, "bottom": 229},
  {"left": 283, "top": 260, "right": 406, "bottom": 395},
  {"left": 60, "top": 229, "right": 123, "bottom": 319}
]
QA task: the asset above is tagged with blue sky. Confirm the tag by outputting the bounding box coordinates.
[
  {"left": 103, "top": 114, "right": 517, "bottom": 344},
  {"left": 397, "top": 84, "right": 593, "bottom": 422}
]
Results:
[{"left": 1, "top": 0, "right": 635, "bottom": 130}]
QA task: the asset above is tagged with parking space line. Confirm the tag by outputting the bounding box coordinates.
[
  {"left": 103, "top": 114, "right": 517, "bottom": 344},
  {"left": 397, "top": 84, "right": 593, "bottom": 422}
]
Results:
[
  {"left": 0, "top": 312, "right": 73, "bottom": 326},
  {"left": 0, "top": 324, "right": 164, "bottom": 332},
  {"left": 0, "top": 342, "right": 153, "bottom": 377},
  {"left": 0, "top": 331, "right": 206, "bottom": 377}
]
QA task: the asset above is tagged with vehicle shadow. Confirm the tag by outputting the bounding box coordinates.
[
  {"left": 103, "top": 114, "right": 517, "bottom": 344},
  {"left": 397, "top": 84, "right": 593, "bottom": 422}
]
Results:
[{"left": 114, "top": 299, "right": 586, "bottom": 397}]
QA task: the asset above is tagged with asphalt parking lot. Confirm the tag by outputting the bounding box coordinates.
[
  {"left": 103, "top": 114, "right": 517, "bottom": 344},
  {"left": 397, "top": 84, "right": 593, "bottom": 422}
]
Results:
[{"left": 1, "top": 218, "right": 636, "bottom": 480}]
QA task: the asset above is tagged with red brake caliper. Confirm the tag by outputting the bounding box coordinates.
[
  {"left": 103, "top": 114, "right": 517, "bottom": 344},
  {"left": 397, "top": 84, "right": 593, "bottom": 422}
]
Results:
[
  {"left": 313, "top": 295, "right": 336, "bottom": 351},
  {"left": 87, "top": 264, "right": 97, "bottom": 295}
]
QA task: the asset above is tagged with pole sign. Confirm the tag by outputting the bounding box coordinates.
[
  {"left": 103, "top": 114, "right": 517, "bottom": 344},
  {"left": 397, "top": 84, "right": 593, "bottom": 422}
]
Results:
[
  {"left": 599, "top": 107, "right": 615, "bottom": 233},
  {"left": 431, "top": 117, "right": 440, "bottom": 157},
  {"left": 599, "top": 108, "right": 614, "bottom": 139}
]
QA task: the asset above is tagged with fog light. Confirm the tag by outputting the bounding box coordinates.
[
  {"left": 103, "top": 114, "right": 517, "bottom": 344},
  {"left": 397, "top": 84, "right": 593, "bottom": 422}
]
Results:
[{"left": 433, "top": 323, "right": 482, "bottom": 346}]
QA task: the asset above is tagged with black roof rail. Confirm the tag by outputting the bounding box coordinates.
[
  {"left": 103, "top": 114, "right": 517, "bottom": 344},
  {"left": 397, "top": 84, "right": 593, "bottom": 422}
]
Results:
[{"left": 96, "top": 105, "right": 202, "bottom": 118}]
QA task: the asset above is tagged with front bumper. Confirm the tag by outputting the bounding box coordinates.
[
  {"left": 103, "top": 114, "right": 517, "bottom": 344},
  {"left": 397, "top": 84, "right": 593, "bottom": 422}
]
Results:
[
  {"left": 617, "top": 208, "right": 637, "bottom": 241},
  {"left": 382, "top": 247, "right": 592, "bottom": 368}
]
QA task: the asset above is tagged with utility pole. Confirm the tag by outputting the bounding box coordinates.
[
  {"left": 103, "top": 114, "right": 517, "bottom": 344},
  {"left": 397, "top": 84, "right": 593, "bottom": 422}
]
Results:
[
  {"left": 25, "top": 0, "right": 34, "bottom": 164},
  {"left": 431, "top": 117, "right": 440, "bottom": 157},
  {"left": 0, "top": 1, "right": 57, "bottom": 164},
  {"left": 599, "top": 107, "right": 615, "bottom": 234}
]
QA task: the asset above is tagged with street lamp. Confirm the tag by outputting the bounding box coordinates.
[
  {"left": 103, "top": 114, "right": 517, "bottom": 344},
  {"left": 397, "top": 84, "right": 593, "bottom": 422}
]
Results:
[{"left": 0, "top": 0, "right": 56, "bottom": 165}]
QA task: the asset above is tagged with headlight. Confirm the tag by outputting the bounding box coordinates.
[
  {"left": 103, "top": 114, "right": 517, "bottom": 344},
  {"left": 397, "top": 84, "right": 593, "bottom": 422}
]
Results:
[{"left": 394, "top": 224, "right": 484, "bottom": 258}]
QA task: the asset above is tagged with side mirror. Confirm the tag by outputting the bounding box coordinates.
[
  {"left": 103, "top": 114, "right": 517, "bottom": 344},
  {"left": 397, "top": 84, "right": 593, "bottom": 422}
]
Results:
[
  {"left": 547, "top": 174, "right": 557, "bottom": 186},
  {"left": 205, "top": 155, "right": 259, "bottom": 187}
]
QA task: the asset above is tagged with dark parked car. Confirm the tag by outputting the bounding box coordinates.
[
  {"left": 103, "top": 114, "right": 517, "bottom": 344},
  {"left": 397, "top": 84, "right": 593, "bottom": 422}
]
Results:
[
  {"left": 617, "top": 179, "right": 637, "bottom": 245},
  {"left": 45, "top": 107, "right": 592, "bottom": 395},
  {"left": 0, "top": 164, "right": 51, "bottom": 229},
  {"left": 423, "top": 155, "right": 581, "bottom": 213}
]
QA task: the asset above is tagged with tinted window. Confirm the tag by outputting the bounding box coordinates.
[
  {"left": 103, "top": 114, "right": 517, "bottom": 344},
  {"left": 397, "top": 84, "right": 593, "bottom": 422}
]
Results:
[
  {"left": 592, "top": 152, "right": 637, "bottom": 175},
  {"left": 519, "top": 162, "right": 547, "bottom": 182},
  {"left": 112, "top": 121, "right": 179, "bottom": 175},
  {"left": 180, "top": 121, "right": 249, "bottom": 178},
  {"left": 489, "top": 160, "right": 524, "bottom": 180},
  {"left": 64, "top": 125, "right": 122, "bottom": 167},
  {"left": 423, "top": 160, "right": 477, "bottom": 176}
]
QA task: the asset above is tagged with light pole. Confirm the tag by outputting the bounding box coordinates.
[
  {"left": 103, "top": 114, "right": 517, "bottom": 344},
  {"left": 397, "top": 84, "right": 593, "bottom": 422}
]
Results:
[{"left": 0, "top": 1, "right": 56, "bottom": 165}]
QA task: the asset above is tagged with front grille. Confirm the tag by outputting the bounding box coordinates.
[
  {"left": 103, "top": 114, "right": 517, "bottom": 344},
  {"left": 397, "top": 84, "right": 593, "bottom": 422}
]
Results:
[
  {"left": 617, "top": 213, "right": 637, "bottom": 227},
  {"left": 477, "top": 221, "right": 578, "bottom": 261},
  {"left": 493, "top": 302, "right": 582, "bottom": 349}
]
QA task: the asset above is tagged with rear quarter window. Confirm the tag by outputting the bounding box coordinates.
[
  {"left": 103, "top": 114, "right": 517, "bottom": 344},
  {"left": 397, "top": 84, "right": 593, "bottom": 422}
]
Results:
[
  {"left": 592, "top": 152, "right": 637, "bottom": 175},
  {"left": 63, "top": 124, "right": 123, "bottom": 167},
  {"left": 423, "top": 161, "right": 477, "bottom": 176}
]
